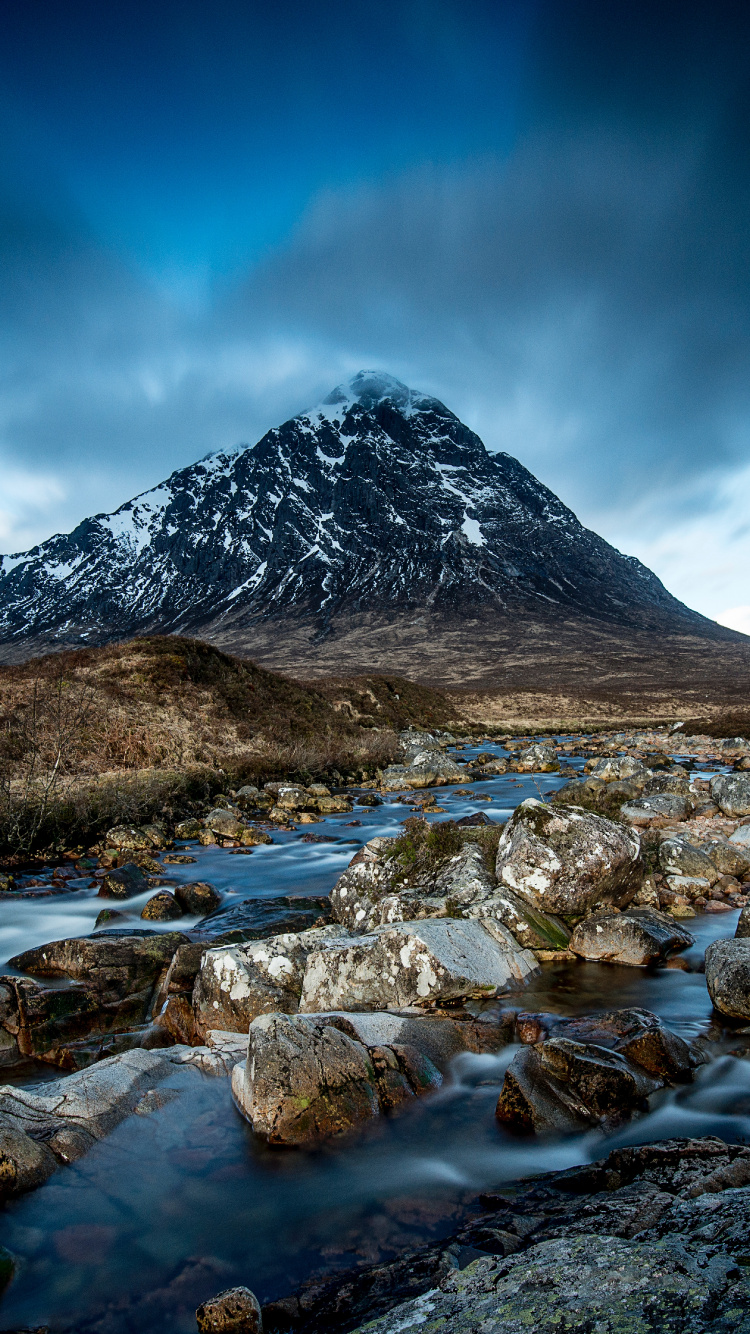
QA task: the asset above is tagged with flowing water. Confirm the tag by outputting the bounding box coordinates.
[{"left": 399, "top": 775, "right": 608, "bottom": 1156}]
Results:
[{"left": 1, "top": 746, "right": 747, "bottom": 1332}]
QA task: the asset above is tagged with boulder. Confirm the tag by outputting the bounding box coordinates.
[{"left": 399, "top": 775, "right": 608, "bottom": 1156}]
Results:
[
  {"left": 495, "top": 799, "right": 642, "bottom": 918},
  {"left": 586, "top": 756, "right": 648, "bottom": 783},
  {"left": 140, "top": 891, "right": 183, "bottom": 921},
  {"left": 643, "top": 770, "right": 693, "bottom": 797},
  {"left": 710, "top": 772, "right": 750, "bottom": 817},
  {"left": 234, "top": 785, "right": 263, "bottom": 809},
  {"left": 174, "top": 818, "right": 203, "bottom": 839},
  {"left": 658, "top": 838, "right": 720, "bottom": 885},
  {"left": 381, "top": 746, "right": 464, "bottom": 789},
  {"left": 314, "top": 795, "right": 354, "bottom": 814},
  {"left": 570, "top": 907, "right": 694, "bottom": 966},
  {"left": 174, "top": 881, "right": 222, "bottom": 916},
  {"left": 0, "top": 1124, "right": 56, "bottom": 1197},
  {"left": 275, "top": 785, "right": 313, "bottom": 810},
  {"left": 511, "top": 743, "right": 559, "bottom": 773},
  {"left": 196, "top": 1286, "right": 261, "bottom": 1334},
  {"left": 299, "top": 918, "right": 538, "bottom": 1013},
  {"left": 105, "top": 824, "right": 159, "bottom": 852},
  {"left": 705, "top": 937, "right": 750, "bottom": 1018},
  {"left": 204, "top": 808, "right": 246, "bottom": 839},
  {"left": 468, "top": 885, "right": 571, "bottom": 952},
  {"left": 704, "top": 837, "right": 750, "bottom": 877},
  {"left": 98, "top": 862, "right": 149, "bottom": 899},
  {"left": 233, "top": 1013, "right": 381, "bottom": 1144},
  {"left": 496, "top": 1036, "right": 659, "bottom": 1133},
  {"left": 664, "top": 875, "right": 710, "bottom": 900},
  {"left": 730, "top": 825, "right": 750, "bottom": 848},
  {"left": 620, "top": 794, "right": 691, "bottom": 825},
  {"left": 193, "top": 925, "right": 348, "bottom": 1036},
  {"left": 737, "top": 904, "right": 750, "bottom": 938},
  {"left": 232, "top": 1011, "right": 443, "bottom": 1145}
]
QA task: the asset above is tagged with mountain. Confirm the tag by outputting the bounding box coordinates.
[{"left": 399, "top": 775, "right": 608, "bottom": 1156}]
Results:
[{"left": 0, "top": 371, "right": 741, "bottom": 694}]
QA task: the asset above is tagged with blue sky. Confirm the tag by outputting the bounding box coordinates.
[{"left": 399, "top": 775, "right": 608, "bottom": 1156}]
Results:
[{"left": 2, "top": 0, "right": 750, "bottom": 629}]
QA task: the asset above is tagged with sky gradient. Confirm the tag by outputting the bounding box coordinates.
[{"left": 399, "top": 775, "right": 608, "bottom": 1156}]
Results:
[{"left": 2, "top": 0, "right": 750, "bottom": 629}]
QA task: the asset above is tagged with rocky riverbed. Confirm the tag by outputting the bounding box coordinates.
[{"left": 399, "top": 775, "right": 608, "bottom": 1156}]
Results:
[{"left": 2, "top": 725, "right": 750, "bottom": 1331}]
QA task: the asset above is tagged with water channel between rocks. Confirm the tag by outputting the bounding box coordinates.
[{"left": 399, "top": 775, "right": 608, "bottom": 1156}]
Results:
[{"left": 0, "top": 744, "right": 747, "bottom": 1333}]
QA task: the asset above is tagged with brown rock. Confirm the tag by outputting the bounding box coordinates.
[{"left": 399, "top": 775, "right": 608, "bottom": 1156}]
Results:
[{"left": 196, "top": 1286, "right": 262, "bottom": 1333}]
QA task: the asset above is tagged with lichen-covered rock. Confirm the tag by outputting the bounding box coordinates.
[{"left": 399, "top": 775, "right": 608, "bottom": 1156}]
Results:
[
  {"left": 495, "top": 799, "right": 642, "bottom": 918},
  {"left": 511, "top": 743, "right": 559, "bottom": 773},
  {"left": 299, "top": 918, "right": 537, "bottom": 1013},
  {"left": 140, "top": 891, "right": 183, "bottom": 921},
  {"left": 346, "top": 1233, "right": 749, "bottom": 1334},
  {"left": 711, "top": 772, "right": 750, "bottom": 817},
  {"left": 467, "top": 884, "right": 571, "bottom": 952},
  {"left": 232, "top": 1011, "right": 444, "bottom": 1145},
  {"left": 381, "top": 745, "right": 464, "bottom": 789},
  {"left": 620, "top": 794, "right": 691, "bottom": 824},
  {"left": 570, "top": 907, "right": 694, "bottom": 966},
  {"left": 105, "top": 824, "right": 160, "bottom": 852},
  {"left": 233, "top": 1013, "right": 381, "bottom": 1144},
  {"left": 193, "top": 926, "right": 347, "bottom": 1035},
  {"left": 659, "top": 838, "right": 720, "bottom": 884},
  {"left": 705, "top": 937, "right": 750, "bottom": 1018},
  {"left": 203, "top": 808, "right": 246, "bottom": 839},
  {"left": 586, "top": 756, "right": 648, "bottom": 783}
]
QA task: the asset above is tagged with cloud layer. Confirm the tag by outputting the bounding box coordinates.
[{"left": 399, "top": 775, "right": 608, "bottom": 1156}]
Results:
[{"left": 1, "top": 0, "right": 749, "bottom": 623}]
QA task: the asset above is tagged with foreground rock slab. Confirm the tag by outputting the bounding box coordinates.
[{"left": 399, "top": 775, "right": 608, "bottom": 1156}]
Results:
[{"left": 347, "top": 1232, "right": 748, "bottom": 1334}]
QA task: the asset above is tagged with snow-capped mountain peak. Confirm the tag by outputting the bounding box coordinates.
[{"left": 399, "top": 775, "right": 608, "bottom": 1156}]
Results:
[{"left": 0, "top": 371, "right": 709, "bottom": 656}]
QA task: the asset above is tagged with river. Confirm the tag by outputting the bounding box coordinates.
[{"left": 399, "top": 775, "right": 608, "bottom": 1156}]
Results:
[{"left": 1, "top": 743, "right": 747, "bottom": 1332}]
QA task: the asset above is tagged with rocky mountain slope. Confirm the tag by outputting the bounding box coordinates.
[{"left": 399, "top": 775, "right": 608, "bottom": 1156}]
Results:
[{"left": 0, "top": 372, "right": 730, "bottom": 676}]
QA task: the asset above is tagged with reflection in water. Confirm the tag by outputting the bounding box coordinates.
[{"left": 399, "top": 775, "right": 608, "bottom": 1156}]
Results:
[{"left": 0, "top": 748, "right": 746, "bottom": 1332}]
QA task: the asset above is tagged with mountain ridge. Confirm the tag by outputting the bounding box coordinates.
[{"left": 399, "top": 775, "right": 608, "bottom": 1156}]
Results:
[{"left": 0, "top": 371, "right": 741, "bottom": 679}]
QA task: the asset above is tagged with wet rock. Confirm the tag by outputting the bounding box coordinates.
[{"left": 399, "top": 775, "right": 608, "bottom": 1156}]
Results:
[
  {"left": 347, "top": 1232, "right": 748, "bottom": 1334},
  {"left": 620, "top": 794, "right": 691, "bottom": 824},
  {"left": 659, "top": 838, "right": 720, "bottom": 884},
  {"left": 198, "top": 895, "right": 331, "bottom": 943},
  {"left": 233, "top": 1013, "right": 381, "bottom": 1144},
  {"left": 570, "top": 907, "right": 694, "bottom": 965},
  {"left": 94, "top": 908, "right": 127, "bottom": 929},
  {"left": 736, "top": 904, "right": 750, "bottom": 938},
  {"left": 705, "top": 937, "right": 750, "bottom": 1018},
  {"left": 0, "top": 1125, "right": 56, "bottom": 1197},
  {"left": 299, "top": 918, "right": 538, "bottom": 1013},
  {"left": 381, "top": 747, "right": 464, "bottom": 789},
  {"left": 196, "top": 1285, "right": 262, "bottom": 1333},
  {"left": 711, "top": 772, "right": 750, "bottom": 817},
  {"left": 275, "top": 785, "right": 314, "bottom": 810},
  {"left": 238, "top": 827, "right": 273, "bottom": 846},
  {"left": 98, "top": 862, "right": 149, "bottom": 899},
  {"left": 496, "top": 1037, "right": 659, "bottom": 1133},
  {"left": 325, "top": 1011, "right": 469, "bottom": 1072},
  {"left": 356, "top": 793, "right": 383, "bottom": 807},
  {"left": 193, "top": 926, "right": 347, "bottom": 1036},
  {"left": 495, "top": 799, "right": 642, "bottom": 918},
  {"left": 141, "top": 891, "right": 183, "bottom": 921},
  {"left": 174, "top": 881, "right": 222, "bottom": 916}
]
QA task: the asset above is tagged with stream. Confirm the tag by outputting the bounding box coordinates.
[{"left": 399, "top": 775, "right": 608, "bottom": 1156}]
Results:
[{"left": 1, "top": 744, "right": 748, "bottom": 1333}]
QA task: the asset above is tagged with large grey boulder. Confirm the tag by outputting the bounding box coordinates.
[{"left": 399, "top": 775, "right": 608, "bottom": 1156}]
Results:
[
  {"left": 192, "top": 925, "right": 347, "bottom": 1036},
  {"left": 705, "top": 937, "right": 750, "bottom": 1018},
  {"left": 710, "top": 772, "right": 750, "bottom": 817},
  {"left": 658, "top": 838, "right": 720, "bottom": 885},
  {"left": 0, "top": 1048, "right": 174, "bottom": 1141},
  {"left": 570, "top": 908, "right": 694, "bottom": 966},
  {"left": 495, "top": 799, "right": 642, "bottom": 918},
  {"left": 620, "top": 794, "right": 691, "bottom": 825},
  {"left": 512, "top": 743, "right": 559, "bottom": 772},
  {"left": 9, "top": 932, "right": 188, "bottom": 1005},
  {"left": 298, "top": 918, "right": 538, "bottom": 1013}
]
